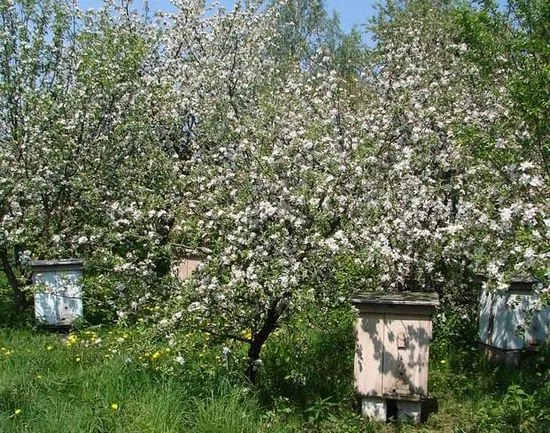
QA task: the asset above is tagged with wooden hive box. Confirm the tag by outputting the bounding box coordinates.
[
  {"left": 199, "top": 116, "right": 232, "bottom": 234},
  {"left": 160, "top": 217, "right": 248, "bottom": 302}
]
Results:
[
  {"left": 173, "top": 257, "right": 202, "bottom": 280},
  {"left": 351, "top": 292, "right": 439, "bottom": 423},
  {"left": 479, "top": 277, "right": 549, "bottom": 365},
  {"left": 30, "top": 259, "right": 84, "bottom": 327}
]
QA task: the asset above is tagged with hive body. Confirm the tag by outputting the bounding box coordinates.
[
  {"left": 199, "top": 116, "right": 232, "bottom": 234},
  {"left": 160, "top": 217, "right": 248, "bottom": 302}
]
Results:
[
  {"left": 31, "top": 259, "right": 84, "bottom": 327},
  {"left": 478, "top": 278, "right": 549, "bottom": 365},
  {"left": 352, "top": 292, "right": 439, "bottom": 423}
]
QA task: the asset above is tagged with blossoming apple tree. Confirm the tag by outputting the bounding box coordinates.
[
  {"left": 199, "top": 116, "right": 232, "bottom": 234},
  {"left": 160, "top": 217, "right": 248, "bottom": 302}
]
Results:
[
  {"left": 157, "top": 0, "right": 547, "bottom": 382},
  {"left": 0, "top": 0, "right": 186, "bottom": 313}
]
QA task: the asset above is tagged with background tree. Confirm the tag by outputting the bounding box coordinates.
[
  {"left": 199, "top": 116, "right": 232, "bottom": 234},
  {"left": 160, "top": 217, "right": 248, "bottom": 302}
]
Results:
[
  {"left": 0, "top": 0, "right": 186, "bottom": 316},
  {"left": 454, "top": 0, "right": 549, "bottom": 286}
]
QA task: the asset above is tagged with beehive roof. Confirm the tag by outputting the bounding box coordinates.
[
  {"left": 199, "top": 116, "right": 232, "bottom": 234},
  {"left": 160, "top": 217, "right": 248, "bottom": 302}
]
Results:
[
  {"left": 350, "top": 291, "right": 439, "bottom": 307},
  {"left": 29, "top": 259, "right": 84, "bottom": 271}
]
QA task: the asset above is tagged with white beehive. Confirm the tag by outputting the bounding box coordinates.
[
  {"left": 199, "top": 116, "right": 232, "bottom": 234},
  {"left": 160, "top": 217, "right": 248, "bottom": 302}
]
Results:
[
  {"left": 479, "top": 277, "right": 549, "bottom": 364},
  {"left": 351, "top": 292, "right": 439, "bottom": 423},
  {"left": 30, "top": 259, "right": 84, "bottom": 327}
]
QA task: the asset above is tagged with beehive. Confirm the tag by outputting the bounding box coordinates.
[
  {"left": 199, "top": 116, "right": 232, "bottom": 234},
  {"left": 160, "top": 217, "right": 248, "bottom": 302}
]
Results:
[
  {"left": 173, "top": 256, "right": 202, "bottom": 280},
  {"left": 351, "top": 292, "right": 439, "bottom": 423},
  {"left": 479, "top": 277, "right": 549, "bottom": 365},
  {"left": 30, "top": 259, "right": 84, "bottom": 327}
]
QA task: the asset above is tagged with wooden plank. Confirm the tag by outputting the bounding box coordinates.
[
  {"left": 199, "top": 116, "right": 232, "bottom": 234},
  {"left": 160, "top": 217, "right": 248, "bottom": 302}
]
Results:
[
  {"left": 355, "top": 304, "right": 436, "bottom": 316},
  {"left": 29, "top": 259, "right": 84, "bottom": 272},
  {"left": 174, "top": 259, "right": 201, "bottom": 279},
  {"left": 351, "top": 292, "right": 439, "bottom": 306},
  {"left": 382, "top": 315, "right": 431, "bottom": 399},
  {"left": 34, "top": 271, "right": 59, "bottom": 325},
  {"left": 354, "top": 313, "right": 385, "bottom": 397}
]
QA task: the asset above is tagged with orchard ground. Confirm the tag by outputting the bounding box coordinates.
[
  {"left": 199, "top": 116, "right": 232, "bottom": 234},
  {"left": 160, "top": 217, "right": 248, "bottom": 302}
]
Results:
[{"left": 0, "top": 299, "right": 548, "bottom": 433}]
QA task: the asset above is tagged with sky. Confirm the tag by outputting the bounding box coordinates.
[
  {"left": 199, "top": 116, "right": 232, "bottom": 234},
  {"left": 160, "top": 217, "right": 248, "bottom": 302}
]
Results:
[{"left": 78, "top": 0, "right": 378, "bottom": 35}]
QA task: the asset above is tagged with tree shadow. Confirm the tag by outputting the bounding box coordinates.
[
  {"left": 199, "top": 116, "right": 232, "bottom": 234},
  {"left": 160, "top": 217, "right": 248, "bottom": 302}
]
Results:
[{"left": 356, "top": 315, "right": 433, "bottom": 398}]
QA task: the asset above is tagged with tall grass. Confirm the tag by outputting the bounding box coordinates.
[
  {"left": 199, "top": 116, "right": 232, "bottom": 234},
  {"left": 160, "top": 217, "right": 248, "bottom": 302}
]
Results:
[
  {"left": 1, "top": 307, "right": 549, "bottom": 433},
  {"left": 185, "top": 383, "right": 260, "bottom": 433},
  {"left": 0, "top": 329, "right": 265, "bottom": 433}
]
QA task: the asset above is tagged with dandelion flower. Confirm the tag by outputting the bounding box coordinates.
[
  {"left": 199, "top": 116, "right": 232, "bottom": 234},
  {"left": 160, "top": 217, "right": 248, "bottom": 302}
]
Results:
[
  {"left": 111, "top": 403, "right": 119, "bottom": 411},
  {"left": 14, "top": 409, "right": 22, "bottom": 415}
]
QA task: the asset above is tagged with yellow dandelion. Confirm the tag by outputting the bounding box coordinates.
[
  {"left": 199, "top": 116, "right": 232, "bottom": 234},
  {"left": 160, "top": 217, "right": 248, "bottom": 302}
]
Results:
[
  {"left": 14, "top": 409, "right": 22, "bottom": 415},
  {"left": 66, "top": 334, "right": 78, "bottom": 346},
  {"left": 151, "top": 351, "right": 162, "bottom": 360},
  {"left": 111, "top": 403, "right": 119, "bottom": 411},
  {"left": 75, "top": 357, "right": 81, "bottom": 362},
  {"left": 241, "top": 330, "right": 252, "bottom": 340},
  {"left": 46, "top": 345, "right": 53, "bottom": 351},
  {"left": 35, "top": 374, "right": 42, "bottom": 380},
  {"left": 440, "top": 360, "right": 447, "bottom": 364}
]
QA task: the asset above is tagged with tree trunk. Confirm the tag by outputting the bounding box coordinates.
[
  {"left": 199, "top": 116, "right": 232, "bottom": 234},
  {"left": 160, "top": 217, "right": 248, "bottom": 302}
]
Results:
[
  {"left": 0, "top": 247, "right": 25, "bottom": 312},
  {"left": 245, "top": 293, "right": 291, "bottom": 384},
  {"left": 246, "top": 337, "right": 267, "bottom": 385}
]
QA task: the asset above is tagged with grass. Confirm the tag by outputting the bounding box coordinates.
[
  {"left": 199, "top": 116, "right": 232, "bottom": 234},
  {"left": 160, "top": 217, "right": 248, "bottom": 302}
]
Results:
[
  {"left": 0, "top": 307, "right": 549, "bottom": 432},
  {"left": 0, "top": 329, "right": 191, "bottom": 433}
]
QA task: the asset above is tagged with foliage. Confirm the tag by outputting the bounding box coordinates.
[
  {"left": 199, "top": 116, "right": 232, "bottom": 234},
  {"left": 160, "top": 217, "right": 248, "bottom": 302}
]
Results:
[
  {"left": 156, "top": 0, "right": 377, "bottom": 381},
  {"left": 155, "top": 0, "right": 548, "bottom": 381},
  {"left": 0, "top": 0, "right": 548, "bottom": 385},
  {"left": 184, "top": 383, "right": 262, "bottom": 433},
  {"left": 0, "top": 2, "right": 549, "bottom": 433},
  {"left": 258, "top": 308, "right": 356, "bottom": 409},
  {"left": 455, "top": 0, "right": 550, "bottom": 294},
  {"left": 0, "top": 0, "right": 187, "bottom": 313},
  {"left": 429, "top": 305, "right": 550, "bottom": 433},
  {"left": 0, "top": 328, "right": 264, "bottom": 433}
]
